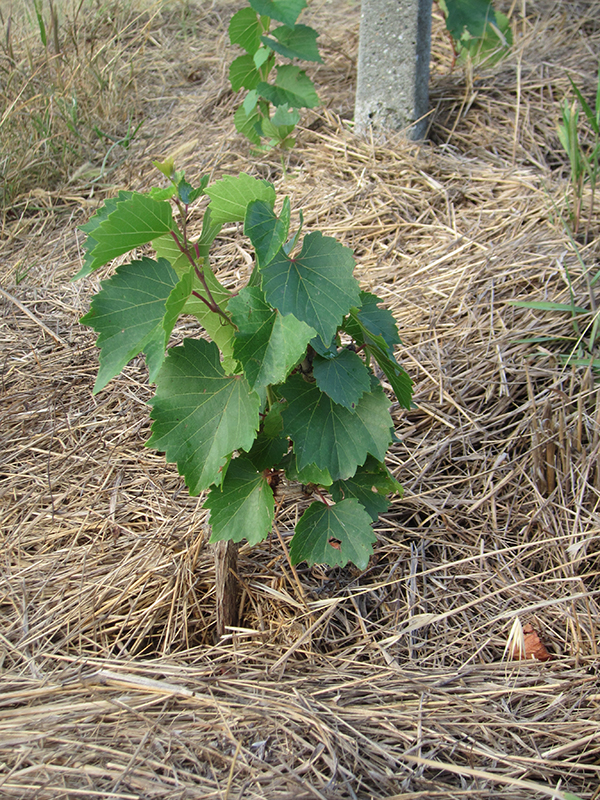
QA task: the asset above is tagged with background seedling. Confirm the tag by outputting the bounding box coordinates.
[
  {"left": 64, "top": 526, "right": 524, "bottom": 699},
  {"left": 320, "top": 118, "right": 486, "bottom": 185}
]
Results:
[
  {"left": 439, "top": 0, "right": 512, "bottom": 69},
  {"left": 228, "top": 0, "right": 322, "bottom": 153}
]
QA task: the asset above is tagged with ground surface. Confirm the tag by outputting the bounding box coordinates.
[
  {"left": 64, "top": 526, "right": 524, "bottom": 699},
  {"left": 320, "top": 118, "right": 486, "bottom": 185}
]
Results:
[{"left": 1, "top": 1, "right": 600, "bottom": 798}]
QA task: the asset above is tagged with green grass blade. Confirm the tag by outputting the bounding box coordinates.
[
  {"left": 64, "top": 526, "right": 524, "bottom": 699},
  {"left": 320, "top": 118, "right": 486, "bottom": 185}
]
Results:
[
  {"left": 506, "top": 300, "right": 588, "bottom": 313},
  {"left": 569, "top": 77, "right": 599, "bottom": 133}
]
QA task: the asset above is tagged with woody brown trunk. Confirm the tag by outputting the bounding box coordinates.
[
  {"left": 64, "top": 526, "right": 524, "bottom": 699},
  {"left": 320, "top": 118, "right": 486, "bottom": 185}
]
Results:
[{"left": 214, "top": 539, "right": 239, "bottom": 639}]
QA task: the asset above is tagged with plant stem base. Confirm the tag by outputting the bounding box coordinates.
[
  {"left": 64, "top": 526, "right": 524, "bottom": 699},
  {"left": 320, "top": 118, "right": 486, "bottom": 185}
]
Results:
[{"left": 214, "top": 539, "right": 239, "bottom": 639}]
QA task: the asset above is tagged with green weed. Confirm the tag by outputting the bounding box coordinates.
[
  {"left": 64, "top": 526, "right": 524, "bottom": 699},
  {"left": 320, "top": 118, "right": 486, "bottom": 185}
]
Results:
[
  {"left": 510, "top": 198, "right": 600, "bottom": 374},
  {"left": 557, "top": 67, "right": 600, "bottom": 240}
]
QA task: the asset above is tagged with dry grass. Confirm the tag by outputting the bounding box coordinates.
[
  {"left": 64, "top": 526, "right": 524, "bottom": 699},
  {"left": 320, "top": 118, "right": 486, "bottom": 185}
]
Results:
[
  {"left": 1, "top": 0, "right": 600, "bottom": 798},
  {"left": 0, "top": 0, "right": 229, "bottom": 218}
]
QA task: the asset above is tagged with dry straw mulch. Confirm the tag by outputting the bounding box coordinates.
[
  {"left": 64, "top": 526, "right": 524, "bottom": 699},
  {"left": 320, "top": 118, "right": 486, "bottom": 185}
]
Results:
[{"left": 1, "top": 0, "right": 600, "bottom": 798}]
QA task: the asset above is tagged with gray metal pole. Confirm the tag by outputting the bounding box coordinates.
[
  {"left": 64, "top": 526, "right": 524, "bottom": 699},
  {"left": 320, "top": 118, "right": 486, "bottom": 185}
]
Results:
[{"left": 355, "top": 0, "right": 433, "bottom": 139}]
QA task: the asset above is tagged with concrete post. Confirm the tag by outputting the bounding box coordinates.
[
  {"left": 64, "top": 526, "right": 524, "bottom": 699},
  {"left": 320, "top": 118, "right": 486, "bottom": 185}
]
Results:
[{"left": 355, "top": 0, "right": 433, "bottom": 139}]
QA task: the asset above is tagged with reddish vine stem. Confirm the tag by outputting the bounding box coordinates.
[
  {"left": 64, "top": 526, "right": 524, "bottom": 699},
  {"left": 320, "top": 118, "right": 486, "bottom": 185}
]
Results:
[
  {"left": 191, "top": 289, "right": 217, "bottom": 311},
  {"left": 193, "top": 265, "right": 237, "bottom": 328},
  {"left": 169, "top": 231, "right": 235, "bottom": 328},
  {"left": 173, "top": 198, "right": 189, "bottom": 249},
  {"left": 314, "top": 486, "right": 331, "bottom": 506},
  {"left": 170, "top": 229, "right": 194, "bottom": 264}
]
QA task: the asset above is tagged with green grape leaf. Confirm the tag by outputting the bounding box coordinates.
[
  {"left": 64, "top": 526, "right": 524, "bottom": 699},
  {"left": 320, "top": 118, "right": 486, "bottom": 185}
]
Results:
[
  {"left": 312, "top": 348, "right": 371, "bottom": 410},
  {"left": 229, "top": 7, "right": 262, "bottom": 54},
  {"left": 271, "top": 104, "right": 301, "bottom": 127},
  {"left": 280, "top": 452, "right": 332, "bottom": 486},
  {"left": 75, "top": 191, "right": 134, "bottom": 280},
  {"left": 263, "top": 400, "right": 285, "bottom": 437},
  {"left": 367, "top": 342, "right": 413, "bottom": 410},
  {"left": 229, "top": 54, "right": 262, "bottom": 92},
  {"left": 259, "top": 115, "right": 296, "bottom": 147},
  {"left": 261, "top": 231, "right": 360, "bottom": 345},
  {"left": 206, "top": 457, "right": 274, "bottom": 545},
  {"left": 229, "top": 285, "right": 315, "bottom": 391},
  {"left": 343, "top": 295, "right": 412, "bottom": 409},
  {"left": 153, "top": 157, "right": 175, "bottom": 179},
  {"left": 247, "top": 433, "right": 289, "bottom": 471},
  {"left": 143, "top": 268, "right": 194, "bottom": 383},
  {"left": 248, "top": 0, "right": 306, "bottom": 28},
  {"left": 195, "top": 206, "right": 223, "bottom": 258},
  {"left": 152, "top": 233, "right": 229, "bottom": 301},
  {"left": 162, "top": 267, "right": 194, "bottom": 345},
  {"left": 177, "top": 177, "right": 205, "bottom": 205},
  {"left": 152, "top": 233, "right": 190, "bottom": 275},
  {"left": 147, "top": 338, "right": 260, "bottom": 494},
  {"left": 245, "top": 403, "right": 290, "bottom": 471},
  {"left": 280, "top": 374, "right": 393, "bottom": 481},
  {"left": 261, "top": 24, "right": 322, "bottom": 62},
  {"left": 248, "top": 431, "right": 290, "bottom": 470},
  {"left": 455, "top": 10, "right": 512, "bottom": 67},
  {"left": 75, "top": 193, "right": 174, "bottom": 279},
  {"left": 441, "top": 0, "right": 497, "bottom": 40},
  {"left": 310, "top": 335, "right": 338, "bottom": 358},
  {"left": 234, "top": 102, "right": 263, "bottom": 145},
  {"left": 254, "top": 47, "right": 271, "bottom": 69},
  {"left": 257, "top": 65, "right": 319, "bottom": 109},
  {"left": 331, "top": 455, "right": 402, "bottom": 521},
  {"left": 206, "top": 174, "right": 276, "bottom": 224},
  {"left": 347, "top": 291, "right": 401, "bottom": 350},
  {"left": 281, "top": 137, "right": 296, "bottom": 151},
  {"left": 289, "top": 498, "right": 376, "bottom": 569},
  {"left": 149, "top": 185, "right": 177, "bottom": 201},
  {"left": 243, "top": 89, "right": 260, "bottom": 115},
  {"left": 244, "top": 197, "right": 290, "bottom": 266},
  {"left": 80, "top": 257, "right": 189, "bottom": 394}
]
